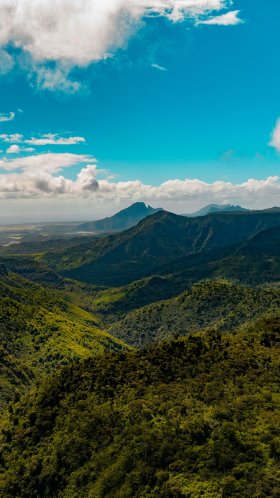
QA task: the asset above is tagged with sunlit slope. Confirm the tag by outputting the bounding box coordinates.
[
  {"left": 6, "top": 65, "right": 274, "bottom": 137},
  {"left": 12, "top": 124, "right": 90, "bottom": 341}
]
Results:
[
  {"left": 0, "top": 271, "right": 127, "bottom": 410},
  {"left": 0, "top": 316, "right": 279, "bottom": 497}
]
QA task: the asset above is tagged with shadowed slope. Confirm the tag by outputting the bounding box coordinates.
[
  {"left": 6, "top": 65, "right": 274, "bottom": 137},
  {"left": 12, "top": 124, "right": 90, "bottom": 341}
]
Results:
[
  {"left": 108, "top": 279, "right": 280, "bottom": 347},
  {"left": 42, "top": 209, "right": 280, "bottom": 285}
]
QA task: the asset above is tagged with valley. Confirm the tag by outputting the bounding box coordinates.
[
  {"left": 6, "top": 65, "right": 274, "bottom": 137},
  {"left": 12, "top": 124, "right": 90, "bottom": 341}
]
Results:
[{"left": 0, "top": 204, "right": 279, "bottom": 497}]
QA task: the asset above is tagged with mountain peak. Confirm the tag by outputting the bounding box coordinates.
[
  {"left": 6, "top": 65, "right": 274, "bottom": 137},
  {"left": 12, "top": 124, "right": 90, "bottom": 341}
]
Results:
[
  {"left": 185, "top": 204, "right": 249, "bottom": 217},
  {"left": 77, "top": 202, "right": 163, "bottom": 233}
]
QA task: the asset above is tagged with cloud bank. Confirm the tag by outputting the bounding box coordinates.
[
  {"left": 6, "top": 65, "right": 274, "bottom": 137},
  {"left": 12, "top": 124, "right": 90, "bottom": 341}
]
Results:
[
  {"left": 0, "top": 0, "right": 238, "bottom": 90},
  {"left": 0, "top": 151, "right": 279, "bottom": 211}
]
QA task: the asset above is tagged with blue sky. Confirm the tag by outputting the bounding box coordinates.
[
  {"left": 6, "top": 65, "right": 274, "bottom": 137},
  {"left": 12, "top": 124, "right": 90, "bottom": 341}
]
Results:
[{"left": 0, "top": 0, "right": 279, "bottom": 222}]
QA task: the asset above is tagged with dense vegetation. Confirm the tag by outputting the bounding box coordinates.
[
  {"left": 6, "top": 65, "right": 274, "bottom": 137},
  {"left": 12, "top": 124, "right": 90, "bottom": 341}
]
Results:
[
  {"left": 0, "top": 270, "right": 126, "bottom": 410},
  {"left": 0, "top": 316, "right": 279, "bottom": 497},
  {"left": 108, "top": 280, "right": 280, "bottom": 347}
]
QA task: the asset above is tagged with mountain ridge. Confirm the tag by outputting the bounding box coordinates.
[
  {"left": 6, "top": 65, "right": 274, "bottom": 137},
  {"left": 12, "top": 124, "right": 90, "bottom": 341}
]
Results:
[
  {"left": 45, "top": 208, "right": 280, "bottom": 285},
  {"left": 77, "top": 202, "right": 163, "bottom": 233},
  {"left": 185, "top": 203, "right": 249, "bottom": 217}
]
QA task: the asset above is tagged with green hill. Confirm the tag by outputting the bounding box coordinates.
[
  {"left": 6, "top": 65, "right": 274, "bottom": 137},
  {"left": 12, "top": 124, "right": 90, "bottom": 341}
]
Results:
[
  {"left": 0, "top": 270, "right": 127, "bottom": 411},
  {"left": 108, "top": 280, "right": 280, "bottom": 347},
  {"left": 150, "top": 224, "right": 280, "bottom": 289},
  {"left": 81, "top": 225, "right": 280, "bottom": 322},
  {"left": 0, "top": 316, "right": 279, "bottom": 497}
]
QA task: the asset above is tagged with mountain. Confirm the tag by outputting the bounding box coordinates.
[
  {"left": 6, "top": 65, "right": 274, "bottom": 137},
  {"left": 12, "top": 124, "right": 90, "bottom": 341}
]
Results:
[
  {"left": 1, "top": 316, "right": 279, "bottom": 497},
  {"left": 150, "top": 224, "right": 280, "bottom": 288},
  {"left": 76, "top": 202, "right": 163, "bottom": 233},
  {"left": 185, "top": 203, "right": 249, "bottom": 217},
  {"left": 41, "top": 208, "right": 280, "bottom": 286},
  {"left": 73, "top": 224, "right": 280, "bottom": 326}
]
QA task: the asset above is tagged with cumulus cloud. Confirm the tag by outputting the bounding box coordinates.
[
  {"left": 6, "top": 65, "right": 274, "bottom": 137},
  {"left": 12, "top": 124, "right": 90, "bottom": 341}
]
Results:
[
  {"left": 6, "top": 144, "right": 35, "bottom": 154},
  {"left": 198, "top": 9, "right": 242, "bottom": 25},
  {"left": 0, "top": 0, "right": 237, "bottom": 90},
  {"left": 0, "top": 150, "right": 279, "bottom": 212},
  {"left": 269, "top": 118, "right": 280, "bottom": 152},
  {"left": 6, "top": 145, "right": 21, "bottom": 154},
  {"left": 95, "top": 176, "right": 280, "bottom": 206},
  {"left": 0, "top": 164, "right": 100, "bottom": 198},
  {"left": 0, "top": 112, "right": 15, "bottom": 123}
]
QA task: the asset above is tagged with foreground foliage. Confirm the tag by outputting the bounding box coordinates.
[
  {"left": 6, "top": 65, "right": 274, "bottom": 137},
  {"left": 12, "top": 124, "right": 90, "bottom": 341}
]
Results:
[{"left": 0, "top": 316, "right": 279, "bottom": 497}]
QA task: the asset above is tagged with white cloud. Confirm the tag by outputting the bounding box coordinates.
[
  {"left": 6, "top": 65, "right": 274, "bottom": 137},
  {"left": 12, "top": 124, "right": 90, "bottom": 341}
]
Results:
[
  {"left": 0, "top": 152, "right": 96, "bottom": 173},
  {"left": 0, "top": 133, "right": 86, "bottom": 146},
  {"left": 6, "top": 144, "right": 35, "bottom": 154},
  {"left": 33, "top": 65, "right": 83, "bottom": 93},
  {"left": 151, "top": 63, "right": 167, "bottom": 71},
  {"left": 0, "top": 0, "right": 237, "bottom": 90},
  {"left": 0, "top": 134, "right": 23, "bottom": 143},
  {"left": 6, "top": 145, "right": 21, "bottom": 154},
  {"left": 198, "top": 9, "right": 242, "bottom": 25},
  {"left": 95, "top": 176, "right": 280, "bottom": 206},
  {"left": 269, "top": 118, "right": 280, "bottom": 152},
  {"left": 0, "top": 112, "right": 15, "bottom": 123},
  {"left": 0, "top": 164, "right": 100, "bottom": 198},
  {"left": 0, "top": 49, "right": 14, "bottom": 75},
  {"left": 0, "top": 151, "right": 279, "bottom": 213},
  {"left": 25, "top": 134, "right": 86, "bottom": 146}
]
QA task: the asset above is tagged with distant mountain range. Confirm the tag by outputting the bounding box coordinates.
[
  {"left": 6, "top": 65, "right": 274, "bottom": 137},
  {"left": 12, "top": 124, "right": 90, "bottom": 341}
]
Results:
[
  {"left": 36, "top": 207, "right": 280, "bottom": 286},
  {"left": 185, "top": 203, "right": 249, "bottom": 217},
  {"left": 77, "top": 202, "right": 163, "bottom": 233},
  {"left": 78, "top": 202, "right": 249, "bottom": 233}
]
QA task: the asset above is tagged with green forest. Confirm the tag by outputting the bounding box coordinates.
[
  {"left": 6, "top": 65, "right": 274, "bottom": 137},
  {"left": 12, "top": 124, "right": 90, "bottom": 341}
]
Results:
[
  {"left": 0, "top": 317, "right": 279, "bottom": 497},
  {"left": 0, "top": 208, "right": 279, "bottom": 497}
]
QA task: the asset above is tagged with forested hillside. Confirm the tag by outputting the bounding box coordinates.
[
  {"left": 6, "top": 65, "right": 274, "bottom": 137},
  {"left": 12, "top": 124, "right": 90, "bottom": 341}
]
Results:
[
  {"left": 108, "top": 280, "right": 280, "bottom": 347},
  {"left": 0, "top": 316, "right": 279, "bottom": 497},
  {"left": 0, "top": 270, "right": 126, "bottom": 411}
]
